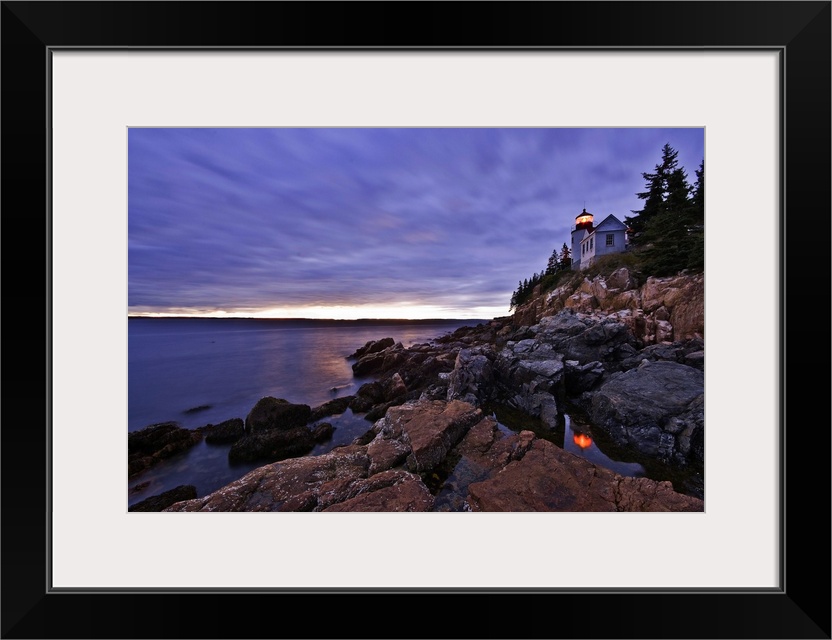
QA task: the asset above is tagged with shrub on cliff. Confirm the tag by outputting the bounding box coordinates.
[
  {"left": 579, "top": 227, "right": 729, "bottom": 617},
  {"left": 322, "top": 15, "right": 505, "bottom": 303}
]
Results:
[{"left": 580, "top": 252, "right": 645, "bottom": 284}]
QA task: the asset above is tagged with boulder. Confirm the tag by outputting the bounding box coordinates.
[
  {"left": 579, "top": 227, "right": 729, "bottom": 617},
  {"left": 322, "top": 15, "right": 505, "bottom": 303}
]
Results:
[
  {"left": 351, "top": 341, "right": 408, "bottom": 376},
  {"left": 564, "top": 359, "right": 605, "bottom": 395},
  {"left": 169, "top": 445, "right": 435, "bottom": 512},
  {"left": 167, "top": 446, "right": 372, "bottom": 512},
  {"left": 532, "top": 312, "right": 638, "bottom": 366},
  {"left": 446, "top": 347, "right": 494, "bottom": 406},
  {"left": 244, "top": 397, "right": 311, "bottom": 433},
  {"left": 379, "top": 399, "right": 484, "bottom": 473},
  {"left": 349, "top": 337, "right": 395, "bottom": 359},
  {"left": 228, "top": 426, "right": 315, "bottom": 464},
  {"left": 367, "top": 434, "right": 410, "bottom": 475},
  {"left": 348, "top": 372, "right": 412, "bottom": 419},
  {"left": 128, "top": 422, "right": 203, "bottom": 478},
  {"left": 351, "top": 351, "right": 388, "bottom": 376},
  {"left": 310, "top": 422, "right": 334, "bottom": 442},
  {"left": 129, "top": 485, "right": 198, "bottom": 512},
  {"left": 466, "top": 435, "right": 702, "bottom": 512},
  {"left": 589, "top": 360, "right": 704, "bottom": 466},
  {"left": 639, "top": 274, "right": 704, "bottom": 341},
  {"left": 310, "top": 396, "right": 354, "bottom": 421},
  {"left": 492, "top": 339, "right": 565, "bottom": 428},
  {"left": 202, "top": 418, "right": 245, "bottom": 444},
  {"left": 605, "top": 266, "right": 638, "bottom": 291},
  {"left": 321, "top": 470, "right": 435, "bottom": 512}
]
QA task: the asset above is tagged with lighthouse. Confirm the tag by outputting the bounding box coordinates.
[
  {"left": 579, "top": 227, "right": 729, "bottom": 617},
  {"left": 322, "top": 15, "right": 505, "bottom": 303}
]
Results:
[{"left": 570, "top": 208, "right": 594, "bottom": 270}]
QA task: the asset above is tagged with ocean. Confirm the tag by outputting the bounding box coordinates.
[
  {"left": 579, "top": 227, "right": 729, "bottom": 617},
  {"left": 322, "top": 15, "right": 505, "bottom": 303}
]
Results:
[{"left": 127, "top": 317, "right": 484, "bottom": 506}]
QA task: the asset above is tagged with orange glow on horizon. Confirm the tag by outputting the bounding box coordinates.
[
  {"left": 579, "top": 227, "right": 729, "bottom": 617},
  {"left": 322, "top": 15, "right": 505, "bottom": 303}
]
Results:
[{"left": 128, "top": 302, "right": 506, "bottom": 321}]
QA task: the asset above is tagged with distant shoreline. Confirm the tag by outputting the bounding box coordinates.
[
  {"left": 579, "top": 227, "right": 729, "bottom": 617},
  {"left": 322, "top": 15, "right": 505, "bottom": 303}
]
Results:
[{"left": 127, "top": 316, "right": 496, "bottom": 325}]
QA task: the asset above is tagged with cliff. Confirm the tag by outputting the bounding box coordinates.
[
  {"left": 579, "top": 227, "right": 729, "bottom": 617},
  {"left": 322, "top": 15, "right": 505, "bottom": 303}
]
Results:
[{"left": 511, "top": 267, "right": 704, "bottom": 347}]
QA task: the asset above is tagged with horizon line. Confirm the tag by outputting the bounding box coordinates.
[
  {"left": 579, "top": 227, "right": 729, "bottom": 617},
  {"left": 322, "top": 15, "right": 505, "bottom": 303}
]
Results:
[{"left": 127, "top": 314, "right": 501, "bottom": 322}]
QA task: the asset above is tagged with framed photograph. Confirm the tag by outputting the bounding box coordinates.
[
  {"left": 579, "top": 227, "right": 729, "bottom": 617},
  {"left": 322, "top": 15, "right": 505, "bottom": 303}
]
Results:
[{"left": 3, "top": 1, "right": 829, "bottom": 638}]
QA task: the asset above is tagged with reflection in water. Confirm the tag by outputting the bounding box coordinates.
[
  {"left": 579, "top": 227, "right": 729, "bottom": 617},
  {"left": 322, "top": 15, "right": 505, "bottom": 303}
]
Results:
[
  {"left": 572, "top": 432, "right": 592, "bottom": 449},
  {"left": 308, "top": 408, "right": 373, "bottom": 456},
  {"left": 128, "top": 318, "right": 474, "bottom": 432},
  {"left": 563, "top": 414, "right": 645, "bottom": 477},
  {"left": 487, "top": 404, "right": 645, "bottom": 480}
]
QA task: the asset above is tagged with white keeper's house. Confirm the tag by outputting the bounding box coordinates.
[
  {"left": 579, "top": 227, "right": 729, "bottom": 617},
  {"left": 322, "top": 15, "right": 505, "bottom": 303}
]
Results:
[{"left": 570, "top": 208, "right": 629, "bottom": 270}]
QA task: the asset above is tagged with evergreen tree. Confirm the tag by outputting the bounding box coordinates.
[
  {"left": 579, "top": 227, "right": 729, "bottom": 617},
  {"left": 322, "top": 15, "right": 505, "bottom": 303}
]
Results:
[
  {"left": 509, "top": 280, "right": 523, "bottom": 311},
  {"left": 625, "top": 143, "right": 681, "bottom": 244},
  {"left": 545, "top": 247, "right": 559, "bottom": 276},
  {"left": 639, "top": 210, "right": 691, "bottom": 275},
  {"left": 636, "top": 153, "right": 704, "bottom": 276},
  {"left": 558, "top": 242, "right": 571, "bottom": 270},
  {"left": 690, "top": 159, "right": 704, "bottom": 220},
  {"left": 686, "top": 159, "right": 705, "bottom": 270},
  {"left": 665, "top": 165, "right": 692, "bottom": 215}
]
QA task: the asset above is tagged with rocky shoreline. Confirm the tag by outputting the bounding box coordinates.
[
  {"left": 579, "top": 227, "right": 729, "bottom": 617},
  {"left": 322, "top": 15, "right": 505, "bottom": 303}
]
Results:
[{"left": 128, "top": 267, "right": 705, "bottom": 512}]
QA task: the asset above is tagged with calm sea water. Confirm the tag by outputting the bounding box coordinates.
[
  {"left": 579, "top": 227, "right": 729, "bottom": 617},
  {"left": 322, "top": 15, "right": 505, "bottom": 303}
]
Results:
[{"left": 127, "top": 317, "right": 483, "bottom": 506}]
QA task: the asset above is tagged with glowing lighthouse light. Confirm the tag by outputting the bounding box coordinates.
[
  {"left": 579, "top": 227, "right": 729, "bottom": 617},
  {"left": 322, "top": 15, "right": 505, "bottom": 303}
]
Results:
[{"left": 575, "top": 208, "right": 594, "bottom": 230}]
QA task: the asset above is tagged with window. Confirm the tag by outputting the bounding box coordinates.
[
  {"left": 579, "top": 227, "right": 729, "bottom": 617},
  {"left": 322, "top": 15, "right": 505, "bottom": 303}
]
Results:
[
  {"left": 590, "top": 237, "right": 593, "bottom": 250},
  {"left": 606, "top": 233, "right": 614, "bottom": 246}
]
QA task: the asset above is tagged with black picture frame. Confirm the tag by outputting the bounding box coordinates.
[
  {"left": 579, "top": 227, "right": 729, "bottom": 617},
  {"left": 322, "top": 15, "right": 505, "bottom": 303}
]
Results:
[{"left": 2, "top": 2, "right": 829, "bottom": 638}]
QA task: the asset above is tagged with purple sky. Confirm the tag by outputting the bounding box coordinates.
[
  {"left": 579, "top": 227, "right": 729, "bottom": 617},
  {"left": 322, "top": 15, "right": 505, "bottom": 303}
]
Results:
[{"left": 128, "top": 128, "right": 704, "bottom": 319}]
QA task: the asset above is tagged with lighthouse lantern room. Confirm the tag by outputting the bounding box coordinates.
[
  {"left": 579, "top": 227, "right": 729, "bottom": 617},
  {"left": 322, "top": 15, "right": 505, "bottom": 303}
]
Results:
[{"left": 571, "top": 208, "right": 594, "bottom": 269}]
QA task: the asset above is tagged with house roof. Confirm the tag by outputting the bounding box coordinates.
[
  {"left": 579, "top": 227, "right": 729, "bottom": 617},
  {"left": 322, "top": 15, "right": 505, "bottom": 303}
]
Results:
[
  {"left": 593, "top": 214, "right": 627, "bottom": 230},
  {"left": 590, "top": 214, "right": 627, "bottom": 233}
]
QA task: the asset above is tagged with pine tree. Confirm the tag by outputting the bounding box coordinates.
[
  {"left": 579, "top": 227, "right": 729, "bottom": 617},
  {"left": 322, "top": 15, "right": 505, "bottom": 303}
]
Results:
[
  {"left": 690, "top": 159, "right": 704, "bottom": 221},
  {"left": 625, "top": 143, "right": 681, "bottom": 244},
  {"left": 509, "top": 280, "right": 523, "bottom": 311},
  {"left": 665, "top": 166, "right": 692, "bottom": 215},
  {"left": 545, "top": 247, "right": 559, "bottom": 276},
  {"left": 639, "top": 210, "right": 690, "bottom": 275},
  {"left": 636, "top": 153, "right": 704, "bottom": 276},
  {"left": 686, "top": 159, "right": 705, "bottom": 270},
  {"left": 558, "top": 242, "right": 571, "bottom": 270}
]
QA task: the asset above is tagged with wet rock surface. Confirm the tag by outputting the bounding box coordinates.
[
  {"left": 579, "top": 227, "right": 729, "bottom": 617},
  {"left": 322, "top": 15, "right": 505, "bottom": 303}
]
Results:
[
  {"left": 165, "top": 399, "right": 703, "bottom": 512},
  {"left": 128, "top": 422, "right": 203, "bottom": 478},
  {"left": 589, "top": 360, "right": 704, "bottom": 466},
  {"left": 245, "top": 397, "right": 312, "bottom": 433},
  {"left": 129, "top": 484, "right": 198, "bottom": 512},
  {"left": 202, "top": 418, "right": 245, "bottom": 445}
]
